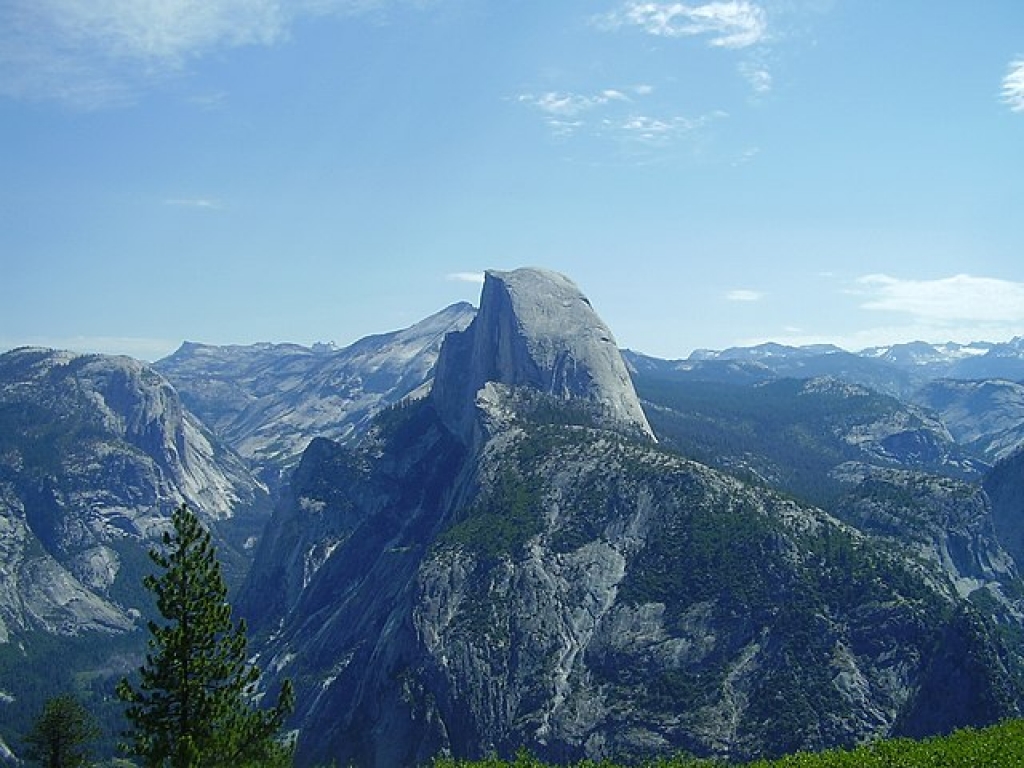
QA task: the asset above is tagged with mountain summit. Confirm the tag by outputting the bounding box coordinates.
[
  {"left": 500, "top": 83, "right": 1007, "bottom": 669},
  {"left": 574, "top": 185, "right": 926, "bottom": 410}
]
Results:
[
  {"left": 433, "top": 268, "right": 654, "bottom": 444},
  {"left": 238, "top": 268, "right": 1023, "bottom": 767}
]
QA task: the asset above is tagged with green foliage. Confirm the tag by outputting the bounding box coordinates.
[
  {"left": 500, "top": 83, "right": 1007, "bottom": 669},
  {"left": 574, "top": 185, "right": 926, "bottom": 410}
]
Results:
[
  {"left": 619, "top": 489, "right": 778, "bottom": 619},
  {"left": 371, "top": 395, "right": 431, "bottom": 437},
  {"left": 0, "top": 400, "right": 108, "bottom": 476},
  {"left": 441, "top": 467, "right": 544, "bottom": 559},
  {"left": 607, "top": 468, "right": 956, "bottom": 755},
  {"left": 633, "top": 375, "right": 971, "bottom": 507},
  {"left": 116, "top": 503, "right": 294, "bottom": 768},
  {"left": 632, "top": 377, "right": 859, "bottom": 503},
  {"left": 440, "top": 420, "right": 566, "bottom": 561},
  {"left": 442, "top": 412, "right": 653, "bottom": 561},
  {"left": 23, "top": 693, "right": 101, "bottom": 768},
  {"left": 0, "top": 630, "right": 142, "bottom": 762},
  {"left": 430, "top": 718, "right": 1024, "bottom": 767}
]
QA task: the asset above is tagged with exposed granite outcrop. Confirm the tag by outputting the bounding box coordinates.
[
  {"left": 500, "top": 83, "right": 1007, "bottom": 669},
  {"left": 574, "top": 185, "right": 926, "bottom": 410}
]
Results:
[{"left": 432, "top": 268, "right": 654, "bottom": 446}]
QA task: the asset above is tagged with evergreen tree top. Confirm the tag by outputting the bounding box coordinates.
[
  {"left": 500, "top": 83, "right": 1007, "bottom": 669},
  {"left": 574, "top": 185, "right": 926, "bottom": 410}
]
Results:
[{"left": 117, "top": 502, "right": 294, "bottom": 768}]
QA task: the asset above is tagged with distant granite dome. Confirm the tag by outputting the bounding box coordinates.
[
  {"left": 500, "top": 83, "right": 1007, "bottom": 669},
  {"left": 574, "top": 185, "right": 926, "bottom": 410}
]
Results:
[{"left": 432, "top": 268, "right": 654, "bottom": 443}]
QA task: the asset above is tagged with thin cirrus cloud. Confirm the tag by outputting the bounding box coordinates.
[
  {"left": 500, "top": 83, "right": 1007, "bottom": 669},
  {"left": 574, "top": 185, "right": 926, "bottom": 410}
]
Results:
[
  {"left": 516, "top": 88, "right": 631, "bottom": 136},
  {"left": 0, "top": 0, "right": 406, "bottom": 108},
  {"left": 517, "top": 85, "right": 725, "bottom": 146},
  {"left": 619, "top": 111, "right": 724, "bottom": 143},
  {"left": 517, "top": 89, "right": 631, "bottom": 119},
  {"left": 855, "top": 274, "right": 1024, "bottom": 325},
  {"left": 593, "top": 2, "right": 773, "bottom": 108},
  {"left": 1002, "top": 59, "right": 1024, "bottom": 113},
  {"left": 598, "top": 1, "right": 768, "bottom": 49},
  {"left": 164, "top": 197, "right": 225, "bottom": 210},
  {"left": 726, "top": 289, "right": 763, "bottom": 302},
  {"left": 738, "top": 62, "right": 772, "bottom": 94}
]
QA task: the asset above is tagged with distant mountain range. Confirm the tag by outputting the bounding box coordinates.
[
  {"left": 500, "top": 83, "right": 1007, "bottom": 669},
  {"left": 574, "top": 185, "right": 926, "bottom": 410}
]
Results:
[
  {"left": 625, "top": 338, "right": 1024, "bottom": 471},
  {"left": 629, "top": 336, "right": 1024, "bottom": 395},
  {"left": 1, "top": 273, "right": 1024, "bottom": 765}
]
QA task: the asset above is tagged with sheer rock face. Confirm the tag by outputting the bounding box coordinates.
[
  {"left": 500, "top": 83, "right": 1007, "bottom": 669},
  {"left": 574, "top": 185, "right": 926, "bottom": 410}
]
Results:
[
  {"left": 987, "top": 449, "right": 1024, "bottom": 573},
  {"left": 432, "top": 269, "right": 654, "bottom": 445}
]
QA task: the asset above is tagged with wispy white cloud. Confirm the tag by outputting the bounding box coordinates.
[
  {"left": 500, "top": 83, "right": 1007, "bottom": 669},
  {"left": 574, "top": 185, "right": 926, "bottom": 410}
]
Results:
[
  {"left": 517, "top": 89, "right": 631, "bottom": 118},
  {"left": 0, "top": 0, "right": 421, "bottom": 108},
  {"left": 164, "top": 197, "right": 225, "bottom": 210},
  {"left": 0, "top": 0, "right": 285, "bottom": 107},
  {"left": 1002, "top": 58, "right": 1024, "bottom": 113},
  {"left": 599, "top": 1, "right": 768, "bottom": 49},
  {"left": 726, "top": 288, "right": 763, "bottom": 302},
  {"left": 517, "top": 84, "right": 722, "bottom": 147},
  {"left": 619, "top": 114, "right": 680, "bottom": 142},
  {"left": 518, "top": 90, "right": 630, "bottom": 136},
  {"left": 738, "top": 62, "right": 772, "bottom": 93},
  {"left": 731, "top": 146, "right": 760, "bottom": 165},
  {"left": 446, "top": 272, "right": 485, "bottom": 285},
  {"left": 614, "top": 110, "right": 725, "bottom": 144},
  {"left": 854, "top": 274, "right": 1024, "bottom": 324},
  {"left": 596, "top": 3, "right": 772, "bottom": 107}
]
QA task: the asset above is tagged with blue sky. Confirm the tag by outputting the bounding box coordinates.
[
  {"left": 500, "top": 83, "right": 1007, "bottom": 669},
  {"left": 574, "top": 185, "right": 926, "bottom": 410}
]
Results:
[{"left": 2, "top": 0, "right": 1023, "bottom": 361}]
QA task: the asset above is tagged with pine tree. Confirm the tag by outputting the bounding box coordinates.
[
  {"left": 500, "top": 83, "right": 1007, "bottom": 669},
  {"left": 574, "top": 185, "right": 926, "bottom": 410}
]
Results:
[
  {"left": 116, "top": 503, "right": 294, "bottom": 768},
  {"left": 23, "top": 693, "right": 100, "bottom": 768}
]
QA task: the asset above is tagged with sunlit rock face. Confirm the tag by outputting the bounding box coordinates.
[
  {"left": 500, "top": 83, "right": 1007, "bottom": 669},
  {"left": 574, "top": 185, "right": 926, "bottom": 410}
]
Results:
[{"left": 432, "top": 268, "right": 654, "bottom": 446}]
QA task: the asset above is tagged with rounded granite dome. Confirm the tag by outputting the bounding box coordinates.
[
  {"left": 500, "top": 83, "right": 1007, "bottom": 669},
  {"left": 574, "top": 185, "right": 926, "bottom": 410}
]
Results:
[{"left": 431, "top": 267, "right": 654, "bottom": 444}]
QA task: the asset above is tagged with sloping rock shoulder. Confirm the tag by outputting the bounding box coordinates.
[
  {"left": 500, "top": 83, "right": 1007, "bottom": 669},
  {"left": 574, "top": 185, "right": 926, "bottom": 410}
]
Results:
[
  {"left": 156, "top": 302, "right": 476, "bottom": 484},
  {"left": 432, "top": 268, "right": 654, "bottom": 444}
]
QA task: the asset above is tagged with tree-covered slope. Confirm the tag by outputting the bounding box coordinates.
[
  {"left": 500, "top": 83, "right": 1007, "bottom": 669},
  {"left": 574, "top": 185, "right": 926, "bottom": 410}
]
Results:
[
  {"left": 633, "top": 375, "right": 982, "bottom": 507},
  {"left": 246, "top": 388, "right": 1023, "bottom": 765}
]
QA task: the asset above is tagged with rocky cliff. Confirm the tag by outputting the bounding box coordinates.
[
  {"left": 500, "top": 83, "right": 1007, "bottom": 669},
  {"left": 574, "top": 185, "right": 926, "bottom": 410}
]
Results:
[
  {"left": 6, "top": 268, "right": 1024, "bottom": 767},
  {"left": 913, "top": 379, "right": 1024, "bottom": 464},
  {"left": 244, "top": 269, "right": 1024, "bottom": 766},
  {"left": 0, "top": 347, "right": 271, "bottom": 641},
  {"left": 433, "top": 269, "right": 654, "bottom": 446},
  {"left": 986, "top": 448, "right": 1024, "bottom": 574}
]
